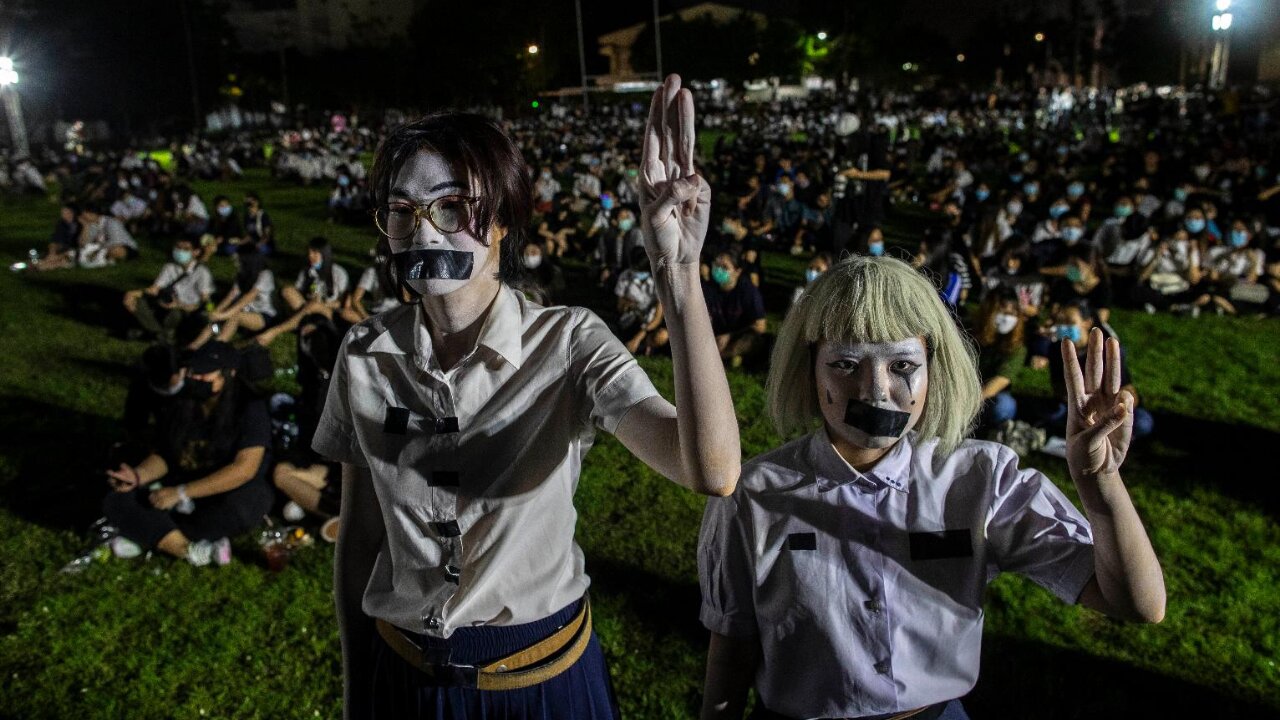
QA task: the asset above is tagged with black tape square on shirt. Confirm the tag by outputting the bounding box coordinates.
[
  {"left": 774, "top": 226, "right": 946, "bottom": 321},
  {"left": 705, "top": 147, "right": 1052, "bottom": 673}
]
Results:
[
  {"left": 909, "top": 529, "right": 973, "bottom": 560},
  {"left": 383, "top": 407, "right": 411, "bottom": 435},
  {"left": 434, "top": 417, "right": 460, "bottom": 434},
  {"left": 434, "top": 520, "right": 461, "bottom": 537},
  {"left": 787, "top": 532, "right": 817, "bottom": 551},
  {"left": 429, "top": 471, "right": 460, "bottom": 487}
]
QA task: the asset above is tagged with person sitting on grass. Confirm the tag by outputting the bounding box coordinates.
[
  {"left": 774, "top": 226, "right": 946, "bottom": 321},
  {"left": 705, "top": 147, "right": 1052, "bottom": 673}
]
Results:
[
  {"left": 75, "top": 203, "right": 140, "bottom": 269},
  {"left": 699, "top": 255, "right": 1164, "bottom": 720},
  {"left": 703, "top": 245, "right": 767, "bottom": 368},
  {"left": 33, "top": 202, "right": 81, "bottom": 270},
  {"left": 122, "top": 237, "right": 215, "bottom": 345},
  {"left": 191, "top": 243, "right": 277, "bottom": 347},
  {"left": 340, "top": 259, "right": 403, "bottom": 325},
  {"left": 1191, "top": 218, "right": 1268, "bottom": 316},
  {"left": 254, "top": 236, "right": 349, "bottom": 348},
  {"left": 971, "top": 287, "right": 1027, "bottom": 430},
  {"left": 243, "top": 191, "right": 275, "bottom": 254},
  {"left": 103, "top": 341, "right": 274, "bottom": 566},
  {"left": 615, "top": 246, "right": 667, "bottom": 355},
  {"left": 208, "top": 195, "right": 246, "bottom": 255},
  {"left": 1040, "top": 298, "right": 1154, "bottom": 442},
  {"left": 274, "top": 315, "right": 343, "bottom": 543}
]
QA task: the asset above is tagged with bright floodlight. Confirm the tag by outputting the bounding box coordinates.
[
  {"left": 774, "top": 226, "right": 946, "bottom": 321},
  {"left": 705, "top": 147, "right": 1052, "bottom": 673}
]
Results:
[
  {"left": 817, "top": 31, "right": 828, "bottom": 40},
  {"left": 1212, "top": 13, "right": 1233, "bottom": 30},
  {"left": 1034, "top": 32, "right": 1046, "bottom": 42},
  {"left": 956, "top": 53, "right": 966, "bottom": 62},
  {"left": 528, "top": 44, "right": 539, "bottom": 55},
  {"left": 0, "top": 57, "right": 16, "bottom": 86},
  {"left": 1216, "top": 0, "right": 1231, "bottom": 11}
]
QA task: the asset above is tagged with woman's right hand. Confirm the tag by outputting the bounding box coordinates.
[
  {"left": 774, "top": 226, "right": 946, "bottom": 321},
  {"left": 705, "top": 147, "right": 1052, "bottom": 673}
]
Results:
[{"left": 106, "top": 463, "right": 140, "bottom": 492}]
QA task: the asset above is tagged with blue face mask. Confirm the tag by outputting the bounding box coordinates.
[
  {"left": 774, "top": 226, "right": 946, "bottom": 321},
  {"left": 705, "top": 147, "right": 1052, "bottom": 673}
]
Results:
[
  {"left": 711, "top": 267, "right": 733, "bottom": 286},
  {"left": 1010, "top": 172, "right": 1024, "bottom": 184},
  {"left": 601, "top": 195, "right": 615, "bottom": 211},
  {"left": 1173, "top": 187, "right": 1188, "bottom": 202},
  {"left": 337, "top": 175, "right": 350, "bottom": 187},
  {"left": 1230, "top": 230, "right": 1248, "bottom": 248},
  {"left": 1067, "top": 182, "right": 1084, "bottom": 199},
  {"left": 1062, "top": 226, "right": 1084, "bottom": 244},
  {"left": 633, "top": 271, "right": 651, "bottom": 281},
  {"left": 1055, "top": 324, "right": 1082, "bottom": 343},
  {"left": 311, "top": 260, "right": 324, "bottom": 271},
  {"left": 172, "top": 249, "right": 193, "bottom": 265},
  {"left": 805, "top": 268, "right": 822, "bottom": 283},
  {"left": 975, "top": 188, "right": 990, "bottom": 202},
  {"left": 777, "top": 182, "right": 792, "bottom": 196},
  {"left": 217, "top": 205, "right": 233, "bottom": 218},
  {"left": 1023, "top": 182, "right": 1039, "bottom": 197},
  {"left": 1049, "top": 203, "right": 1069, "bottom": 219},
  {"left": 721, "top": 220, "right": 735, "bottom": 235},
  {"left": 1185, "top": 218, "right": 1206, "bottom": 234},
  {"left": 868, "top": 241, "right": 885, "bottom": 257},
  {"left": 1114, "top": 204, "right": 1133, "bottom": 218}
]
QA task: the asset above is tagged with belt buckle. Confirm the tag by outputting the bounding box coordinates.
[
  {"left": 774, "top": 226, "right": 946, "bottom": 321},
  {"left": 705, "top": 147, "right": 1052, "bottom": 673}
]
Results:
[{"left": 423, "top": 661, "right": 478, "bottom": 688}]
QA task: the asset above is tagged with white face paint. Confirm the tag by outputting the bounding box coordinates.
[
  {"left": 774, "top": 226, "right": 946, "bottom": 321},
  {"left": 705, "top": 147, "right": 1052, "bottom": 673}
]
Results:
[
  {"left": 388, "top": 151, "right": 501, "bottom": 297},
  {"left": 814, "top": 338, "right": 929, "bottom": 451}
]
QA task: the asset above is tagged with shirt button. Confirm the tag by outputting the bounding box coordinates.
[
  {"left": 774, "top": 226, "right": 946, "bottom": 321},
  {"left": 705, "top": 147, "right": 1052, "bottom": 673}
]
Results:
[
  {"left": 864, "top": 599, "right": 883, "bottom": 613},
  {"left": 874, "top": 659, "right": 891, "bottom": 675},
  {"left": 424, "top": 616, "right": 442, "bottom": 631}
]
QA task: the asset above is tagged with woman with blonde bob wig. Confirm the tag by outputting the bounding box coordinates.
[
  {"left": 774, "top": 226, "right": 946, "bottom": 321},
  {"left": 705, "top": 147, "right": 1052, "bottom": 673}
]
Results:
[{"left": 697, "top": 255, "right": 1165, "bottom": 720}]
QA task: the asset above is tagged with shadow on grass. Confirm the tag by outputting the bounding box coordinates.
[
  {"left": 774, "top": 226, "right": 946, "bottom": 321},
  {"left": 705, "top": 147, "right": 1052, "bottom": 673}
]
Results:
[
  {"left": 0, "top": 396, "right": 123, "bottom": 534},
  {"left": 971, "top": 633, "right": 1278, "bottom": 719}
]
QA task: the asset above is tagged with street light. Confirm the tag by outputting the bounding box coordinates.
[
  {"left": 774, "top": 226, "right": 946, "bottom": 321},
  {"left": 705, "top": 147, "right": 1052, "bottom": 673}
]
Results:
[
  {"left": 0, "top": 56, "right": 30, "bottom": 159},
  {"left": 527, "top": 44, "right": 539, "bottom": 55},
  {"left": 1210, "top": 0, "right": 1233, "bottom": 89},
  {"left": 817, "top": 31, "right": 828, "bottom": 41},
  {"left": 956, "top": 53, "right": 966, "bottom": 63},
  {"left": 1034, "top": 32, "right": 1046, "bottom": 43}
]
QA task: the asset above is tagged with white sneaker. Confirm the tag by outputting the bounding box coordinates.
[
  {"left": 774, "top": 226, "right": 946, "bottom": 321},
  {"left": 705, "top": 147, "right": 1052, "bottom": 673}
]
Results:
[
  {"left": 282, "top": 501, "right": 306, "bottom": 522},
  {"left": 110, "top": 536, "right": 143, "bottom": 559},
  {"left": 1040, "top": 436, "right": 1068, "bottom": 459},
  {"left": 1143, "top": 303, "right": 1157, "bottom": 315},
  {"left": 187, "top": 538, "right": 232, "bottom": 567}
]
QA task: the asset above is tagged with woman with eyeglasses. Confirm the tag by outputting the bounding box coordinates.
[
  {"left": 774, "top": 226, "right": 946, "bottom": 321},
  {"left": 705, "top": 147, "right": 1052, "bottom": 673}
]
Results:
[{"left": 312, "top": 75, "right": 740, "bottom": 719}]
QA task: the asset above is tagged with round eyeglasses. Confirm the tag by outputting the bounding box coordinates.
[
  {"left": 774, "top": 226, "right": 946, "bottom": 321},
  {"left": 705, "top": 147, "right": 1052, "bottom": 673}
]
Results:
[{"left": 374, "top": 196, "right": 480, "bottom": 240}]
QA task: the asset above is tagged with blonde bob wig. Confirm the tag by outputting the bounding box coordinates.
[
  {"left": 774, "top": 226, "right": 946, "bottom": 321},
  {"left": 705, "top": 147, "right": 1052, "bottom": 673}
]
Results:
[{"left": 766, "top": 254, "right": 982, "bottom": 455}]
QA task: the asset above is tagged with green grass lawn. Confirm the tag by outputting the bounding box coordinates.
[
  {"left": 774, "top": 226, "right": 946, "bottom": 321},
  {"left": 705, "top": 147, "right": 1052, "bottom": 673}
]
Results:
[{"left": 1, "top": 170, "right": 1278, "bottom": 718}]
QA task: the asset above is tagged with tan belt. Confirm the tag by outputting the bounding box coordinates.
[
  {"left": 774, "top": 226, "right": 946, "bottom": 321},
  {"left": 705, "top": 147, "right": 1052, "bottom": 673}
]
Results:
[{"left": 375, "top": 598, "right": 593, "bottom": 691}]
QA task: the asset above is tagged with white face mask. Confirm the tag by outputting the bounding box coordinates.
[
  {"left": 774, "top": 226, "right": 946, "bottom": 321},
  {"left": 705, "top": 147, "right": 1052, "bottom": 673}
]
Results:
[
  {"left": 994, "top": 313, "right": 1019, "bottom": 335},
  {"left": 523, "top": 254, "right": 543, "bottom": 269},
  {"left": 389, "top": 151, "right": 496, "bottom": 297},
  {"left": 815, "top": 338, "right": 929, "bottom": 450}
]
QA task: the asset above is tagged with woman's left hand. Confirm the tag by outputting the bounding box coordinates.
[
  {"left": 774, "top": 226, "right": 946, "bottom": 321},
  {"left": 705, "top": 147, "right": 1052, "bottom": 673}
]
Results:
[
  {"left": 1062, "top": 328, "right": 1134, "bottom": 479},
  {"left": 640, "top": 74, "right": 711, "bottom": 268},
  {"left": 149, "top": 487, "right": 180, "bottom": 511}
]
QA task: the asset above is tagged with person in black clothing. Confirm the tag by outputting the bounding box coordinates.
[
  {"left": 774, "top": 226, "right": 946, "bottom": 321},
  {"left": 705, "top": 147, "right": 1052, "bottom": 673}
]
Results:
[
  {"left": 209, "top": 195, "right": 246, "bottom": 255},
  {"left": 103, "top": 341, "right": 273, "bottom": 566},
  {"left": 832, "top": 126, "right": 892, "bottom": 259},
  {"left": 703, "top": 246, "right": 767, "bottom": 367},
  {"left": 122, "top": 344, "right": 187, "bottom": 446},
  {"left": 243, "top": 191, "right": 275, "bottom": 254},
  {"left": 36, "top": 202, "right": 81, "bottom": 268}
]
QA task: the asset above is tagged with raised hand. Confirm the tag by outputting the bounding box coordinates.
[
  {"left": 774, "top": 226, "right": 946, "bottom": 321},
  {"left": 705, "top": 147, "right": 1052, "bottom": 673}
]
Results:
[
  {"left": 640, "top": 74, "right": 711, "bottom": 268},
  {"left": 1062, "top": 328, "right": 1134, "bottom": 479}
]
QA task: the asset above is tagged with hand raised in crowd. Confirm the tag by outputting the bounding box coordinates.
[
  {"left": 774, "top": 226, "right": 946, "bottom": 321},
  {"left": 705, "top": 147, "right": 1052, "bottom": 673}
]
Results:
[
  {"left": 639, "top": 74, "right": 711, "bottom": 268},
  {"left": 106, "top": 463, "right": 140, "bottom": 493},
  {"left": 1062, "top": 328, "right": 1134, "bottom": 480}
]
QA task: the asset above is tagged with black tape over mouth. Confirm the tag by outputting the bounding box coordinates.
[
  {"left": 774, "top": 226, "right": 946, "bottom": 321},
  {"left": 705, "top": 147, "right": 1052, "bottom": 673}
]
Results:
[
  {"left": 396, "top": 249, "right": 474, "bottom": 281},
  {"left": 844, "top": 399, "right": 911, "bottom": 438}
]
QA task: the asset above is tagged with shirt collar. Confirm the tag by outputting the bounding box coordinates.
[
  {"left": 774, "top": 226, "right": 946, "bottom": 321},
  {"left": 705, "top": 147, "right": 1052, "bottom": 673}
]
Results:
[
  {"left": 808, "top": 427, "right": 912, "bottom": 494},
  {"left": 365, "top": 285, "right": 525, "bottom": 370}
]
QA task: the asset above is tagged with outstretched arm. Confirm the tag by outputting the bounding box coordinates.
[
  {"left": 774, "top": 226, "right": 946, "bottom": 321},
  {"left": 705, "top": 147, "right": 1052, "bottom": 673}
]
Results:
[
  {"left": 1062, "top": 330, "right": 1165, "bottom": 623},
  {"left": 614, "top": 74, "right": 741, "bottom": 497}
]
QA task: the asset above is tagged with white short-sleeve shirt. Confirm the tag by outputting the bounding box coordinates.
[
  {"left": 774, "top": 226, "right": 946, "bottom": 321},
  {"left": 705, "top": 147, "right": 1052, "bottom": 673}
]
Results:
[
  {"left": 242, "top": 270, "right": 277, "bottom": 317},
  {"left": 152, "top": 262, "right": 216, "bottom": 307},
  {"left": 295, "top": 263, "right": 350, "bottom": 304},
  {"left": 357, "top": 266, "right": 401, "bottom": 314},
  {"left": 699, "top": 429, "right": 1096, "bottom": 718},
  {"left": 313, "top": 286, "right": 659, "bottom": 637}
]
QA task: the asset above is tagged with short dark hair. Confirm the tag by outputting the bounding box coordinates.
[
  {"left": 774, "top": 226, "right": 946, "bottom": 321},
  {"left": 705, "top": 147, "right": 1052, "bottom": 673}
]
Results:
[{"left": 370, "top": 112, "right": 532, "bottom": 300}]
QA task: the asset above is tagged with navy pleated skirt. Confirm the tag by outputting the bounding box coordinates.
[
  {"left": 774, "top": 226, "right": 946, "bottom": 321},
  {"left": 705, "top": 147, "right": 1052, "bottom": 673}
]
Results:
[{"left": 369, "top": 598, "right": 620, "bottom": 720}]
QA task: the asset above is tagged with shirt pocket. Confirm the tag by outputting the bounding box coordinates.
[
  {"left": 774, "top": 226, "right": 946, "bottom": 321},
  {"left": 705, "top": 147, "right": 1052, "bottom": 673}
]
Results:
[{"left": 755, "top": 528, "right": 832, "bottom": 633}]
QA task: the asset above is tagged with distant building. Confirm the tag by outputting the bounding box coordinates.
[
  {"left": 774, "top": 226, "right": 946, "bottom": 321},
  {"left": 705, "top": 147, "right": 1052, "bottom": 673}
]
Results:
[
  {"left": 223, "top": 0, "right": 419, "bottom": 54},
  {"left": 596, "top": 2, "right": 766, "bottom": 86}
]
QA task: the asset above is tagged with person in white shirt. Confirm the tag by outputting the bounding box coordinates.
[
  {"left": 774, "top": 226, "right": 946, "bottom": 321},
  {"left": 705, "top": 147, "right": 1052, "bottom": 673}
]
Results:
[
  {"left": 123, "top": 238, "right": 215, "bottom": 345},
  {"left": 77, "top": 205, "right": 140, "bottom": 268},
  {"left": 699, "top": 255, "right": 1165, "bottom": 720},
  {"left": 193, "top": 243, "right": 277, "bottom": 346},
  {"left": 1192, "top": 219, "right": 1269, "bottom": 315},
  {"left": 313, "top": 76, "right": 740, "bottom": 719},
  {"left": 254, "top": 236, "right": 349, "bottom": 348},
  {"left": 340, "top": 262, "right": 403, "bottom": 325}
]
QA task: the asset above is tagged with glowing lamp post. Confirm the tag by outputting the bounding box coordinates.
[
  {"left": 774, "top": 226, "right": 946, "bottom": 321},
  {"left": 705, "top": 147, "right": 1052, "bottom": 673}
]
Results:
[
  {"left": 1209, "top": 0, "right": 1233, "bottom": 89},
  {"left": 0, "top": 57, "right": 29, "bottom": 159}
]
